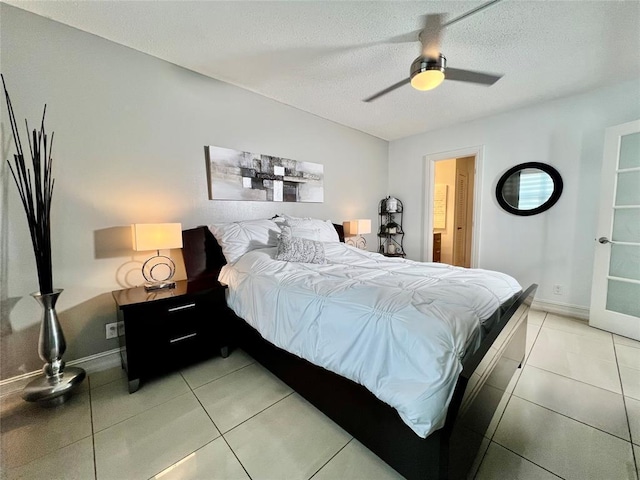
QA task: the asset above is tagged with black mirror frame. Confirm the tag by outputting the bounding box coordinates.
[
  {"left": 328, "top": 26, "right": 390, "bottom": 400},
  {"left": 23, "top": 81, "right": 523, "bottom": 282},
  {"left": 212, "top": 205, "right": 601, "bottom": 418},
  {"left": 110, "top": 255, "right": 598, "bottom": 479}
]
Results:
[{"left": 496, "top": 162, "right": 563, "bottom": 216}]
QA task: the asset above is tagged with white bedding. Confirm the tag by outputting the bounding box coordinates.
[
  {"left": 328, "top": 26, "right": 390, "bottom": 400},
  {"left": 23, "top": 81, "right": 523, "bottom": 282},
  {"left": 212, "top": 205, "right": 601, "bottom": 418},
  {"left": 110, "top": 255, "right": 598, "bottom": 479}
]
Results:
[{"left": 218, "top": 243, "right": 521, "bottom": 437}]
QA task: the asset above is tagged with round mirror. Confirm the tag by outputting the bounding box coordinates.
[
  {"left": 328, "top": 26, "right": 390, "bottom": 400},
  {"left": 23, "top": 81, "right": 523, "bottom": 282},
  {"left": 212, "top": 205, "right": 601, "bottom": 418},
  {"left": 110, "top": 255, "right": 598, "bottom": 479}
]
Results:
[{"left": 496, "top": 162, "right": 563, "bottom": 216}]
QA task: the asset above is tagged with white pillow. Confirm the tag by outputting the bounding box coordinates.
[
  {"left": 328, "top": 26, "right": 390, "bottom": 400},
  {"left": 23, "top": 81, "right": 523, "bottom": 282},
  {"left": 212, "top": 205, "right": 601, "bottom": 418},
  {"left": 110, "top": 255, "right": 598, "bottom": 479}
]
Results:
[
  {"left": 282, "top": 217, "right": 339, "bottom": 243},
  {"left": 209, "top": 219, "right": 281, "bottom": 264}
]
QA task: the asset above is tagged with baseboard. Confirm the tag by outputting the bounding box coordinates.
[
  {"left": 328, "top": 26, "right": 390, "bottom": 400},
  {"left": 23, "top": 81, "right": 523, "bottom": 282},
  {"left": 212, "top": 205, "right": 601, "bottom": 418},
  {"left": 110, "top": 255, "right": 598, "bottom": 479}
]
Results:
[
  {"left": 531, "top": 298, "right": 589, "bottom": 321},
  {"left": 0, "top": 348, "right": 121, "bottom": 397}
]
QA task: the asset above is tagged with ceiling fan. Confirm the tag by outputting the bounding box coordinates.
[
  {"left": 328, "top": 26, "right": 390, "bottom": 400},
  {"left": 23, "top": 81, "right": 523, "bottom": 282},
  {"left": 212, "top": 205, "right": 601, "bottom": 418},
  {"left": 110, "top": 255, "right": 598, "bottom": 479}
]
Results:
[{"left": 364, "top": 0, "right": 504, "bottom": 102}]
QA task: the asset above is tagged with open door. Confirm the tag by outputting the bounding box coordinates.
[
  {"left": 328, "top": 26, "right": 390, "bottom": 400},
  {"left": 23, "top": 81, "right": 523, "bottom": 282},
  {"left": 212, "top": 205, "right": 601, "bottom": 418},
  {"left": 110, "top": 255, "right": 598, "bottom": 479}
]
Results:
[
  {"left": 453, "top": 170, "right": 469, "bottom": 267},
  {"left": 589, "top": 119, "right": 640, "bottom": 340}
]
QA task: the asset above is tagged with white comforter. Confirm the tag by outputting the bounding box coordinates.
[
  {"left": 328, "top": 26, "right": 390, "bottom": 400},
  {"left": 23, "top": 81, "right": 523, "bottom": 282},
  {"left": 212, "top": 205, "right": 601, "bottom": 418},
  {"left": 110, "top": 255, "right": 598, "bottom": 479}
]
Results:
[{"left": 218, "top": 243, "right": 521, "bottom": 437}]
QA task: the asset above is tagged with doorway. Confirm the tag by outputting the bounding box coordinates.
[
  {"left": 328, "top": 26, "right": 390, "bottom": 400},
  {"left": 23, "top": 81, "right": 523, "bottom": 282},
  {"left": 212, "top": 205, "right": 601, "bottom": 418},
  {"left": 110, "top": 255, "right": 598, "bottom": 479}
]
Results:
[
  {"left": 432, "top": 157, "right": 475, "bottom": 267},
  {"left": 423, "top": 146, "right": 483, "bottom": 266}
]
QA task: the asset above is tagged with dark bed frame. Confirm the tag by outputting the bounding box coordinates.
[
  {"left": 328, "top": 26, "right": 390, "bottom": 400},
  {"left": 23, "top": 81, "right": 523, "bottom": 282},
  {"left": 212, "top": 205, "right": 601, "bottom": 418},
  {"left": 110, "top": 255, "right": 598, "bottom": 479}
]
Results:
[{"left": 181, "top": 225, "right": 537, "bottom": 480}]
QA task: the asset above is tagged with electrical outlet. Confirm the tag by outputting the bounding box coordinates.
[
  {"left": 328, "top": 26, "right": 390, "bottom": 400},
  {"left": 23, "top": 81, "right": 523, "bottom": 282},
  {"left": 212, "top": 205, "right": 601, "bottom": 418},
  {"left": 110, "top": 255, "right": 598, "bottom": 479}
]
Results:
[
  {"left": 105, "top": 322, "right": 118, "bottom": 339},
  {"left": 116, "top": 321, "right": 125, "bottom": 337},
  {"left": 553, "top": 284, "right": 563, "bottom": 295}
]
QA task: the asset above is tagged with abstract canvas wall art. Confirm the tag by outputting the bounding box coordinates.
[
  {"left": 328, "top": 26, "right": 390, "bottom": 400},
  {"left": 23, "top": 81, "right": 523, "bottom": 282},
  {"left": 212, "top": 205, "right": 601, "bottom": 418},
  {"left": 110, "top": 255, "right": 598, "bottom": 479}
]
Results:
[{"left": 205, "top": 145, "right": 324, "bottom": 202}]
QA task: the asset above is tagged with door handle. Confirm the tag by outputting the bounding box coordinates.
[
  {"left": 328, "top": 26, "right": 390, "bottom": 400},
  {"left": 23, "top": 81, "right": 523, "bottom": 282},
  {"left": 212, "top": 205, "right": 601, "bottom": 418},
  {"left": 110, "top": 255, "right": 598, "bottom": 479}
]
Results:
[{"left": 598, "top": 237, "right": 617, "bottom": 245}]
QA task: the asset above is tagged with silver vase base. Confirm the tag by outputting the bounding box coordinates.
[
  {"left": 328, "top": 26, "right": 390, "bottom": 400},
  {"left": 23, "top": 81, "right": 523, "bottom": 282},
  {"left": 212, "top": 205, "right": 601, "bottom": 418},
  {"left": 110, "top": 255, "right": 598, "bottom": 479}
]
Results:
[{"left": 22, "top": 367, "right": 86, "bottom": 406}]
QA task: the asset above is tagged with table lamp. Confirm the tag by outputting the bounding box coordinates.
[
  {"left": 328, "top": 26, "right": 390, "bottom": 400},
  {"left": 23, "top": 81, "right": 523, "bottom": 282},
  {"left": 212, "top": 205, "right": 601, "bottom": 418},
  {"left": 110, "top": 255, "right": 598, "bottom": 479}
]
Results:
[
  {"left": 343, "top": 219, "right": 371, "bottom": 250},
  {"left": 131, "top": 223, "right": 183, "bottom": 290}
]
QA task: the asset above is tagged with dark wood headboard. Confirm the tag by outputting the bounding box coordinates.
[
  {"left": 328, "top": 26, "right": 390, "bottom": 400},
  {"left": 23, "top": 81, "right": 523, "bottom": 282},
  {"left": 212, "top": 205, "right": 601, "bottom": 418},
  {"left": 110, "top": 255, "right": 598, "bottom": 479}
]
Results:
[{"left": 182, "top": 223, "right": 345, "bottom": 282}]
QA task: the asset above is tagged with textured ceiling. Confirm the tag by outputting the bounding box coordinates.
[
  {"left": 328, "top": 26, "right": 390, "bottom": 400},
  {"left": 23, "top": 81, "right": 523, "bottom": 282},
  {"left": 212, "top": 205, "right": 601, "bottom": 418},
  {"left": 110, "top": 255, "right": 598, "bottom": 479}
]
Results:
[{"left": 6, "top": 0, "right": 640, "bottom": 141}]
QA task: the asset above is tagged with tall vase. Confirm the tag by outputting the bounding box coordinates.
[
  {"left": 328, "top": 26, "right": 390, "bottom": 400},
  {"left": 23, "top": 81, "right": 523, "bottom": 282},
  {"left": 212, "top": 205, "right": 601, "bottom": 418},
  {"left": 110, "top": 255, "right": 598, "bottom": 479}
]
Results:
[{"left": 22, "top": 289, "right": 86, "bottom": 406}]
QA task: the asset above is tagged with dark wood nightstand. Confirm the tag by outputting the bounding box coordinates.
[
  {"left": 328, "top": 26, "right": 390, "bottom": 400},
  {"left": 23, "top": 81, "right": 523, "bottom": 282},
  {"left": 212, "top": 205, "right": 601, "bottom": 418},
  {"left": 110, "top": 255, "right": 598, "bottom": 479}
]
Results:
[{"left": 112, "top": 279, "right": 230, "bottom": 393}]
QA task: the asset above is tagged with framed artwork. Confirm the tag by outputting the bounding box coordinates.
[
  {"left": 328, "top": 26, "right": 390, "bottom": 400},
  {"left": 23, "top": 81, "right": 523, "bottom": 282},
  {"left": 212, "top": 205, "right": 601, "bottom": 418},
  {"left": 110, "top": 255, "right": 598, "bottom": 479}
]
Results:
[
  {"left": 205, "top": 145, "right": 324, "bottom": 202},
  {"left": 433, "top": 184, "right": 447, "bottom": 229}
]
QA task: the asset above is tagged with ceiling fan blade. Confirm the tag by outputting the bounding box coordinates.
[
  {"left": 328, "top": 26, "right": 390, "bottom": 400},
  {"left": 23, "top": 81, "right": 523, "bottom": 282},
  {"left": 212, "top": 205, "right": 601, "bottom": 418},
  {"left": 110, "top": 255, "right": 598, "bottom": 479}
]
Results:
[
  {"left": 387, "top": 29, "right": 422, "bottom": 44},
  {"left": 446, "top": 68, "right": 503, "bottom": 85},
  {"left": 363, "top": 78, "right": 411, "bottom": 102},
  {"left": 386, "top": 0, "right": 504, "bottom": 45},
  {"left": 442, "top": 0, "right": 504, "bottom": 28},
  {"left": 419, "top": 14, "right": 444, "bottom": 59}
]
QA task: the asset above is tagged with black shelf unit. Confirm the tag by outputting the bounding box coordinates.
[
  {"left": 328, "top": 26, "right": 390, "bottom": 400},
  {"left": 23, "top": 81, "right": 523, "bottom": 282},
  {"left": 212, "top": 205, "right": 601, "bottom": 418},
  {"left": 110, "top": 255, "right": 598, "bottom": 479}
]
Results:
[{"left": 378, "top": 196, "right": 405, "bottom": 257}]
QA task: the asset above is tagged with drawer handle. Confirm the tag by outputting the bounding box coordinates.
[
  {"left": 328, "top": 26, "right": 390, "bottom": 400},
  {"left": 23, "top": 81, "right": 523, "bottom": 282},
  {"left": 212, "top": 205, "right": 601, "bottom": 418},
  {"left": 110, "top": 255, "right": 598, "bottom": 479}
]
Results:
[
  {"left": 167, "top": 303, "right": 196, "bottom": 313},
  {"left": 169, "top": 333, "right": 197, "bottom": 344}
]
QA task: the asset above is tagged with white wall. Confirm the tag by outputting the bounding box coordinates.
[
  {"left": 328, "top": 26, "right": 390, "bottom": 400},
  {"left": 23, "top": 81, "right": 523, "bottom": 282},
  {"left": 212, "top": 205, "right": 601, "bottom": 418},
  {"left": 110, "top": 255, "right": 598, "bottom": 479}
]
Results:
[
  {"left": 0, "top": 5, "right": 388, "bottom": 379},
  {"left": 389, "top": 80, "right": 640, "bottom": 312}
]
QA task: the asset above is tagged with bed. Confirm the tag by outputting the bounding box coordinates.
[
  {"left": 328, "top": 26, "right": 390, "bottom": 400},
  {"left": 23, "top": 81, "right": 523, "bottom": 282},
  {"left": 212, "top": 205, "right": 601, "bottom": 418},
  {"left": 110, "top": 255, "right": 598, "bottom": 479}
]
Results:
[{"left": 181, "top": 219, "right": 537, "bottom": 480}]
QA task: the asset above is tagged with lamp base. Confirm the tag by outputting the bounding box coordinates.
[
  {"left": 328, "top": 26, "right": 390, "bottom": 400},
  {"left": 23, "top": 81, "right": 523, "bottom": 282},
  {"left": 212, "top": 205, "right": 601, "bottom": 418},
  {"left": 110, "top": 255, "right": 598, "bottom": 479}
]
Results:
[
  {"left": 144, "top": 281, "right": 176, "bottom": 291},
  {"left": 22, "top": 367, "right": 86, "bottom": 406},
  {"left": 346, "top": 236, "right": 367, "bottom": 250}
]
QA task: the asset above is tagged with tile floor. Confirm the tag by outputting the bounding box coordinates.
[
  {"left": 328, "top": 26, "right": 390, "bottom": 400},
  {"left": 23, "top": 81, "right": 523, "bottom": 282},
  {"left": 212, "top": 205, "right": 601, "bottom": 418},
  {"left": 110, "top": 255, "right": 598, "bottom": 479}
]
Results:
[{"left": 1, "top": 311, "right": 639, "bottom": 480}]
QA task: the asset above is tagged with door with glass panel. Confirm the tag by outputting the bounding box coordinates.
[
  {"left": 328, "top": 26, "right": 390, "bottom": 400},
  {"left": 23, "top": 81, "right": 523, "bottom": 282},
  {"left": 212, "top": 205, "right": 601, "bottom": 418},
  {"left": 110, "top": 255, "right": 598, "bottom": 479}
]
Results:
[{"left": 590, "top": 120, "right": 640, "bottom": 340}]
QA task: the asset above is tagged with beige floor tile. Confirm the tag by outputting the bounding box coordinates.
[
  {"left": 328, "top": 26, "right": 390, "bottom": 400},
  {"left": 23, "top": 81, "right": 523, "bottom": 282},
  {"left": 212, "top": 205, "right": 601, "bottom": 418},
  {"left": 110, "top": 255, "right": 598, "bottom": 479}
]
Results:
[
  {"left": 635, "top": 444, "right": 640, "bottom": 479},
  {"left": 151, "top": 437, "right": 249, "bottom": 480},
  {"left": 194, "top": 363, "right": 292, "bottom": 433},
  {"left": 527, "top": 336, "right": 621, "bottom": 394},
  {"left": 617, "top": 344, "right": 640, "bottom": 370},
  {"left": 514, "top": 365, "right": 629, "bottom": 440},
  {"left": 626, "top": 396, "right": 640, "bottom": 446},
  {"left": 0, "top": 391, "right": 92, "bottom": 469},
  {"left": 543, "top": 314, "right": 612, "bottom": 341},
  {"left": 615, "top": 335, "right": 640, "bottom": 349},
  {"left": 535, "top": 327, "right": 616, "bottom": 362},
  {"left": 494, "top": 396, "right": 636, "bottom": 480},
  {"left": 180, "top": 349, "right": 254, "bottom": 389},
  {"left": 4, "top": 436, "right": 95, "bottom": 480},
  {"left": 88, "top": 366, "right": 126, "bottom": 389},
  {"left": 91, "top": 372, "right": 190, "bottom": 432},
  {"left": 620, "top": 366, "right": 640, "bottom": 400},
  {"left": 527, "top": 310, "right": 546, "bottom": 326},
  {"left": 312, "top": 439, "right": 403, "bottom": 480},
  {"left": 94, "top": 392, "right": 219, "bottom": 480},
  {"left": 225, "top": 393, "right": 351, "bottom": 480},
  {"left": 476, "top": 442, "right": 561, "bottom": 480}
]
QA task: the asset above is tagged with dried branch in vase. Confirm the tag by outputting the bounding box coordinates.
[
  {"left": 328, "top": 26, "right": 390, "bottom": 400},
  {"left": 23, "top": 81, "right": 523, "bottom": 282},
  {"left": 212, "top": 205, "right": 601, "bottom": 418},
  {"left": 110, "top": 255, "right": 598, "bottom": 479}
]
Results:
[{"left": 2, "top": 74, "right": 55, "bottom": 294}]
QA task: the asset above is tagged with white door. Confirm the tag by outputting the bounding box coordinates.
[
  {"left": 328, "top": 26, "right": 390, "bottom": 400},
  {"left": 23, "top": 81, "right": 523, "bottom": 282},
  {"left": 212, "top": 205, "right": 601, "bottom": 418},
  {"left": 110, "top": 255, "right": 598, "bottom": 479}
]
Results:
[{"left": 589, "top": 120, "right": 640, "bottom": 340}]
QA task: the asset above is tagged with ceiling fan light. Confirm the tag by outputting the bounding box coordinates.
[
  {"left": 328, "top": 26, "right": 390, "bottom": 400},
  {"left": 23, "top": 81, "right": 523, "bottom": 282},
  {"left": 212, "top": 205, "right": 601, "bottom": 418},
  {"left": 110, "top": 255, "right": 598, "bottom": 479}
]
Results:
[
  {"left": 411, "top": 70, "right": 445, "bottom": 91},
  {"left": 410, "top": 54, "right": 446, "bottom": 91}
]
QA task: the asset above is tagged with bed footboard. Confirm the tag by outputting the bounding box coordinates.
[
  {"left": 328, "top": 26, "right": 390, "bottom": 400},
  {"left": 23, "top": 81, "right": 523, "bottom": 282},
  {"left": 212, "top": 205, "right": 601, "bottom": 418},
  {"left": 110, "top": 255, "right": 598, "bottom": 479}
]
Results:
[
  {"left": 446, "top": 284, "right": 537, "bottom": 478},
  {"left": 226, "top": 284, "right": 537, "bottom": 480}
]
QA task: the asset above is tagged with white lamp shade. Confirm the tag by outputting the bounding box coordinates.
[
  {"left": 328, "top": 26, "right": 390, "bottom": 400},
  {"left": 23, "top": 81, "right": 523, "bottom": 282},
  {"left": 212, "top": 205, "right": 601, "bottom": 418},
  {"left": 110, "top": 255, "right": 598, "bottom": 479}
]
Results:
[
  {"left": 131, "top": 223, "right": 183, "bottom": 251},
  {"left": 343, "top": 219, "right": 372, "bottom": 236}
]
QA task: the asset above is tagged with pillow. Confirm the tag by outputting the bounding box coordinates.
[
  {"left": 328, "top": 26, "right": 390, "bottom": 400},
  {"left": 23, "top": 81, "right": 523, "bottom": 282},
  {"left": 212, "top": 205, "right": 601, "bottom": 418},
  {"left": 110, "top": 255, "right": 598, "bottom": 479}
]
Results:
[
  {"left": 275, "top": 227, "right": 326, "bottom": 264},
  {"left": 276, "top": 216, "right": 339, "bottom": 243},
  {"left": 209, "top": 219, "right": 281, "bottom": 264}
]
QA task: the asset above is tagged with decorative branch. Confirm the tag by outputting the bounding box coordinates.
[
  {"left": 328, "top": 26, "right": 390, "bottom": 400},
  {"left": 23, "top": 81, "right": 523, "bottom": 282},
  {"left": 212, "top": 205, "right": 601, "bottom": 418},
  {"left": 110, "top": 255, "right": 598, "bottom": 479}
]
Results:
[{"left": 2, "top": 74, "right": 55, "bottom": 294}]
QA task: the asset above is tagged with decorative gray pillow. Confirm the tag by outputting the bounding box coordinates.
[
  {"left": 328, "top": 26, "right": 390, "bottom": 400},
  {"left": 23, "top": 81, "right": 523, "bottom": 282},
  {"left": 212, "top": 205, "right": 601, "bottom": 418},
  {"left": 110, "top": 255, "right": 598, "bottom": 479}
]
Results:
[{"left": 275, "top": 227, "right": 326, "bottom": 264}]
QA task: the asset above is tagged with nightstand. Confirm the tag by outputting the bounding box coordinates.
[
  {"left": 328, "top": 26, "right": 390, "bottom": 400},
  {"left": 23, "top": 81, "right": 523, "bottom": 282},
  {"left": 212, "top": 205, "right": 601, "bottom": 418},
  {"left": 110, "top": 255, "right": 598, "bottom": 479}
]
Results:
[{"left": 112, "top": 279, "right": 230, "bottom": 393}]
